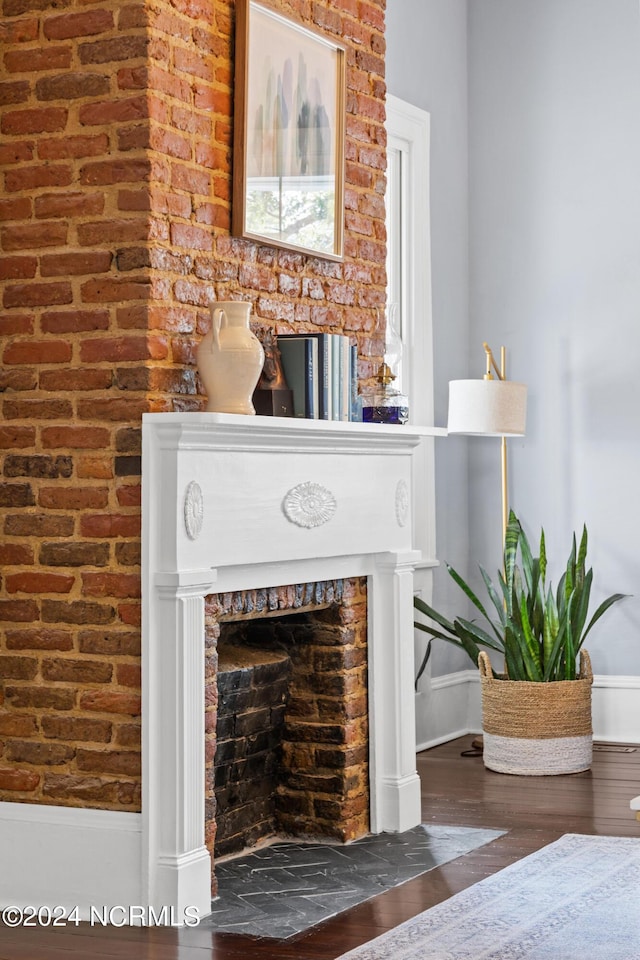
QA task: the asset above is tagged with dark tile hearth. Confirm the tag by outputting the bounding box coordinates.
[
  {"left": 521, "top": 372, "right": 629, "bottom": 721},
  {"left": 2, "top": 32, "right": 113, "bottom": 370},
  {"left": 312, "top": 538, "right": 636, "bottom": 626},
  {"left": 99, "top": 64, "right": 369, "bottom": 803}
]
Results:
[{"left": 202, "top": 823, "right": 505, "bottom": 939}]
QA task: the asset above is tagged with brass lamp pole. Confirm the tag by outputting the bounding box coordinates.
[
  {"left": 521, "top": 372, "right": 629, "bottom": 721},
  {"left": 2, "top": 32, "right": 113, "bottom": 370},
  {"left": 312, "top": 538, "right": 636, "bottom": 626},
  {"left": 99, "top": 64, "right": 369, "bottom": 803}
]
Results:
[{"left": 482, "top": 342, "right": 509, "bottom": 547}]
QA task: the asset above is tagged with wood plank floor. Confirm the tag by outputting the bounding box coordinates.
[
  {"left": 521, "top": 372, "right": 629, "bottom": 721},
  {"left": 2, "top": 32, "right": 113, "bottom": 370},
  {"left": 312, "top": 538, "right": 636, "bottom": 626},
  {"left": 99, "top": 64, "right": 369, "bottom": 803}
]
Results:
[{"left": 1, "top": 736, "right": 639, "bottom": 959}]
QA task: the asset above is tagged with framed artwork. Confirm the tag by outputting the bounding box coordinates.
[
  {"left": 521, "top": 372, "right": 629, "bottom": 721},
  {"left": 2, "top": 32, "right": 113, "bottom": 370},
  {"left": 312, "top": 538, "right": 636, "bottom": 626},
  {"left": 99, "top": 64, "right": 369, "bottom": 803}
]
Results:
[{"left": 232, "top": 0, "right": 346, "bottom": 261}]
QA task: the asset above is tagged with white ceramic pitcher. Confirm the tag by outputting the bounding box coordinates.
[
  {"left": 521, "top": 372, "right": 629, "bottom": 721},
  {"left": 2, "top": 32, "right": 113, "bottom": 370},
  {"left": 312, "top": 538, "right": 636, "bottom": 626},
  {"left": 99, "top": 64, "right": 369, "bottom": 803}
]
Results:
[{"left": 196, "top": 301, "right": 265, "bottom": 414}]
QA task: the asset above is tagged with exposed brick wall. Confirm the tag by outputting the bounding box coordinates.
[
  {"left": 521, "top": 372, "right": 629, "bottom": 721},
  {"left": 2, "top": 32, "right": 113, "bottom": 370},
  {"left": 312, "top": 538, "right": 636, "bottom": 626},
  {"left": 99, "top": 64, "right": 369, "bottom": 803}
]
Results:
[{"left": 0, "top": 0, "right": 386, "bottom": 810}]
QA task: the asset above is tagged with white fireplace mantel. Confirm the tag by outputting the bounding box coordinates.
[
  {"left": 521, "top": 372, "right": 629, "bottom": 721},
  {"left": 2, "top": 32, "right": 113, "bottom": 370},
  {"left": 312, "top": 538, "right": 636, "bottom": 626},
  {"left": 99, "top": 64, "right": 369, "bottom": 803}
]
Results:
[{"left": 143, "top": 412, "right": 443, "bottom": 921}]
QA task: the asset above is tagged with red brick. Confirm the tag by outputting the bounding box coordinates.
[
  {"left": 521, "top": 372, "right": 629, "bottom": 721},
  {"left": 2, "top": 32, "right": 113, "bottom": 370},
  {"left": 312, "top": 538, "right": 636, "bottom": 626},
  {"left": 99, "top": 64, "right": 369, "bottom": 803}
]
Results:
[
  {"left": 0, "top": 483, "right": 35, "bottom": 508},
  {"left": 2, "top": 221, "right": 67, "bottom": 250},
  {"left": 0, "top": 654, "right": 39, "bottom": 676},
  {"left": 118, "top": 603, "right": 141, "bottom": 627},
  {"left": 5, "top": 629, "right": 73, "bottom": 651},
  {"left": 36, "top": 72, "right": 110, "bottom": 102},
  {"left": 40, "top": 658, "right": 112, "bottom": 685},
  {"left": 6, "top": 573, "right": 74, "bottom": 594},
  {"left": 76, "top": 398, "right": 151, "bottom": 422},
  {"left": 80, "top": 689, "right": 141, "bottom": 716},
  {"left": 43, "top": 10, "right": 114, "bottom": 40},
  {"left": 82, "top": 573, "right": 141, "bottom": 599},
  {"left": 116, "top": 663, "right": 141, "bottom": 688},
  {"left": 41, "top": 310, "right": 109, "bottom": 333},
  {"left": 79, "top": 96, "right": 149, "bottom": 126},
  {"left": 3, "top": 340, "right": 72, "bottom": 364},
  {"left": 39, "top": 487, "right": 109, "bottom": 510},
  {"left": 0, "top": 543, "right": 34, "bottom": 565},
  {"left": 41, "top": 252, "right": 112, "bottom": 277},
  {"left": 77, "top": 456, "right": 114, "bottom": 479},
  {"left": 80, "top": 336, "right": 168, "bottom": 362},
  {"left": 78, "top": 630, "right": 140, "bottom": 656},
  {"left": 0, "top": 713, "right": 38, "bottom": 737},
  {"left": 170, "top": 222, "right": 212, "bottom": 252},
  {"left": 3, "top": 279, "right": 72, "bottom": 307},
  {"left": 4, "top": 513, "right": 74, "bottom": 537},
  {"left": 40, "top": 369, "right": 113, "bottom": 391},
  {"left": 0, "top": 18, "right": 38, "bottom": 43},
  {"left": 76, "top": 748, "right": 140, "bottom": 776},
  {"left": 41, "top": 601, "right": 116, "bottom": 627},
  {"left": 6, "top": 741, "right": 75, "bottom": 765},
  {"left": 0, "top": 425, "right": 35, "bottom": 449},
  {"left": 1, "top": 106, "right": 67, "bottom": 136},
  {"left": 42, "top": 774, "right": 140, "bottom": 805},
  {"left": 114, "top": 723, "right": 141, "bottom": 747},
  {"left": 42, "top": 715, "right": 112, "bottom": 742},
  {"left": 78, "top": 35, "right": 148, "bottom": 65},
  {"left": 80, "top": 514, "right": 141, "bottom": 538},
  {"left": 0, "top": 80, "right": 30, "bottom": 105},
  {"left": 0, "top": 767, "right": 40, "bottom": 791},
  {"left": 41, "top": 426, "right": 110, "bottom": 449},
  {"left": 3, "top": 399, "right": 73, "bottom": 420},
  {"left": 3, "top": 686, "right": 75, "bottom": 710},
  {"left": 0, "top": 256, "right": 37, "bottom": 281},
  {"left": 4, "top": 164, "right": 73, "bottom": 192},
  {"left": 0, "top": 142, "right": 34, "bottom": 166},
  {"left": 116, "top": 484, "right": 141, "bottom": 507},
  {"left": 4, "top": 46, "right": 72, "bottom": 73},
  {"left": 0, "top": 197, "right": 32, "bottom": 220},
  {"left": 0, "top": 361, "right": 34, "bottom": 390},
  {"left": 80, "top": 278, "right": 151, "bottom": 303},
  {"left": 39, "top": 541, "right": 110, "bottom": 567},
  {"left": 38, "top": 136, "right": 109, "bottom": 162},
  {"left": 79, "top": 158, "right": 151, "bottom": 186}
]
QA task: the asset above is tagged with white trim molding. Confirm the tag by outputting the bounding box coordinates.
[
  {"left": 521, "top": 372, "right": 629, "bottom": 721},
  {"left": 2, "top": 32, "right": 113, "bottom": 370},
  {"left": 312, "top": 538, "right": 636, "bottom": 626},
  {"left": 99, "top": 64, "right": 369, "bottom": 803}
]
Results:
[{"left": 0, "top": 804, "right": 141, "bottom": 919}]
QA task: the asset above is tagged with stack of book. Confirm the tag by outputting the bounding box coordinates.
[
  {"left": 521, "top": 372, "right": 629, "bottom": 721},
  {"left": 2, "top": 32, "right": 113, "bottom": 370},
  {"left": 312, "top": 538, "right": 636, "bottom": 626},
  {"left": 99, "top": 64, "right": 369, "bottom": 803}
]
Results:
[{"left": 278, "top": 333, "right": 359, "bottom": 421}]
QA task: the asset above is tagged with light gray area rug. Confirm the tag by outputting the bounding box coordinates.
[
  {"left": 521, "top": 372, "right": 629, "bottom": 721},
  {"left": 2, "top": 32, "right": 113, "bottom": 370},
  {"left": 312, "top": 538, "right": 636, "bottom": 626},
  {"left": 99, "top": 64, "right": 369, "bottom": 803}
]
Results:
[
  {"left": 337, "top": 833, "right": 640, "bottom": 960},
  {"left": 204, "top": 824, "right": 504, "bottom": 939}
]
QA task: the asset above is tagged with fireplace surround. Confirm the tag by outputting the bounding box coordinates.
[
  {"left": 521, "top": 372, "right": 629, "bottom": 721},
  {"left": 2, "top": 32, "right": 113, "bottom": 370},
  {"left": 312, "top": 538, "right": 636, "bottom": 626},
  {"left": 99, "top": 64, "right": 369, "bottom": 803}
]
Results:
[
  {"left": 142, "top": 412, "right": 441, "bottom": 921},
  {"left": 0, "top": 412, "right": 440, "bottom": 922}
]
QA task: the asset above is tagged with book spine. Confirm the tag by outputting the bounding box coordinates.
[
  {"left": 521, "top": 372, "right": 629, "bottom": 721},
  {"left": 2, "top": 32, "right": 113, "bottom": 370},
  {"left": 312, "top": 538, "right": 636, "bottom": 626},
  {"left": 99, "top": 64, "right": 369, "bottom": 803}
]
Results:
[
  {"left": 303, "top": 339, "right": 315, "bottom": 419},
  {"left": 318, "top": 334, "right": 330, "bottom": 420},
  {"left": 331, "top": 335, "right": 340, "bottom": 421},
  {"left": 350, "top": 342, "right": 359, "bottom": 421},
  {"left": 340, "top": 336, "right": 351, "bottom": 421}
]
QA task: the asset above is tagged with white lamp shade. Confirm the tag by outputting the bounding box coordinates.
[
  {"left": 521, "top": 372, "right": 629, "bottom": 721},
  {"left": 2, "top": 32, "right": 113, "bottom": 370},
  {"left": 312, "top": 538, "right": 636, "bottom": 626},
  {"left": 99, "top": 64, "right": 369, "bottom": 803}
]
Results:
[{"left": 448, "top": 379, "right": 527, "bottom": 436}]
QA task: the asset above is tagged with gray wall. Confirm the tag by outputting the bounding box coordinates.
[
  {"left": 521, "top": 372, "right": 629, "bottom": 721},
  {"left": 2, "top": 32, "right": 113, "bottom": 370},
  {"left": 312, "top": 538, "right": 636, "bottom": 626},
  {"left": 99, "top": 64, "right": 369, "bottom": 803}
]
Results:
[{"left": 388, "top": 0, "right": 640, "bottom": 677}]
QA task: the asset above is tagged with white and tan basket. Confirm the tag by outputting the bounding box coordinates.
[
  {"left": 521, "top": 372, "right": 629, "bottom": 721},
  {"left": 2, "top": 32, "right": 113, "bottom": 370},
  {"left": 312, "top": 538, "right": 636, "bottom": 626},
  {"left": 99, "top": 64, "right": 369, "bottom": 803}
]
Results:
[{"left": 478, "top": 650, "right": 593, "bottom": 776}]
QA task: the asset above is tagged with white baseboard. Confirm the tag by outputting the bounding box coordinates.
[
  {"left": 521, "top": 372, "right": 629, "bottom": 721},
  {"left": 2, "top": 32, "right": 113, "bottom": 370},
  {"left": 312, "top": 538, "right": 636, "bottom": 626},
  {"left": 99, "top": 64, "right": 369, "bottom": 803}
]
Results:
[
  {"left": 416, "top": 671, "right": 640, "bottom": 751},
  {"left": 0, "top": 802, "right": 142, "bottom": 919}
]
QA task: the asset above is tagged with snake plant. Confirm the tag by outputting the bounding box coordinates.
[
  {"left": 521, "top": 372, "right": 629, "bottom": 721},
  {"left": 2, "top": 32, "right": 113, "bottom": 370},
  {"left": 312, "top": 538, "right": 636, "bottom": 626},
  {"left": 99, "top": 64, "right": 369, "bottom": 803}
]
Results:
[{"left": 415, "top": 511, "right": 626, "bottom": 685}]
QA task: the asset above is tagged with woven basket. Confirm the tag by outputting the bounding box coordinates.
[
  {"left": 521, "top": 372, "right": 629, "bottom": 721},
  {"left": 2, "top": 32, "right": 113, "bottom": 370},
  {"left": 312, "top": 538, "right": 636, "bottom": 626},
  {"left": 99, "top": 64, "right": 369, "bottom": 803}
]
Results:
[{"left": 478, "top": 650, "right": 593, "bottom": 776}]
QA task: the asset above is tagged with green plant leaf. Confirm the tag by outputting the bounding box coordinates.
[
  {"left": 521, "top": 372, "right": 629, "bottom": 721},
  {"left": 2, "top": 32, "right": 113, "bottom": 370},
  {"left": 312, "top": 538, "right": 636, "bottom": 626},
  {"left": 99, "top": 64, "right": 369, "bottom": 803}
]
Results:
[
  {"left": 446, "top": 563, "right": 493, "bottom": 622},
  {"left": 414, "top": 594, "right": 457, "bottom": 635},
  {"left": 581, "top": 592, "right": 627, "bottom": 645}
]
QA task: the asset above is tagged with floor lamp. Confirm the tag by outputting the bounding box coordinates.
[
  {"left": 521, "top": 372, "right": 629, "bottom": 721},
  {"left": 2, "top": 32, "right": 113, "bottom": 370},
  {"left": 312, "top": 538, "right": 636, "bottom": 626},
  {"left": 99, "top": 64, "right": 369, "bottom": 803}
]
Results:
[{"left": 447, "top": 343, "right": 527, "bottom": 548}]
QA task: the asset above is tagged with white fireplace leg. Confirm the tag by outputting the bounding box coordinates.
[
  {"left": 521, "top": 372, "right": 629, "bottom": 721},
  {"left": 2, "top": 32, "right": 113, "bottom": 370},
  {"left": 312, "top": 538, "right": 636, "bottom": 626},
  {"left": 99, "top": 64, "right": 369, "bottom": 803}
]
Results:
[
  {"left": 369, "top": 551, "right": 422, "bottom": 834},
  {"left": 144, "top": 570, "right": 216, "bottom": 921}
]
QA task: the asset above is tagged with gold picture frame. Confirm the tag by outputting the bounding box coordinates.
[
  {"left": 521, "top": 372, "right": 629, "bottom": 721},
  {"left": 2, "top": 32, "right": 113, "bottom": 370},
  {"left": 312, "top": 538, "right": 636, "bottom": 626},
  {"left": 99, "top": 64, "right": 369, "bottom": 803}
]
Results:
[{"left": 232, "top": 0, "right": 346, "bottom": 261}]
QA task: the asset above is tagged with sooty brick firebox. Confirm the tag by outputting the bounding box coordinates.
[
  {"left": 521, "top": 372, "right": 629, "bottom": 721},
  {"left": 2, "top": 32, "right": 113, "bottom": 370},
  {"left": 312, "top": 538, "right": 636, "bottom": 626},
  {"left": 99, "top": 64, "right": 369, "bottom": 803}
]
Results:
[{"left": 204, "top": 578, "right": 369, "bottom": 890}]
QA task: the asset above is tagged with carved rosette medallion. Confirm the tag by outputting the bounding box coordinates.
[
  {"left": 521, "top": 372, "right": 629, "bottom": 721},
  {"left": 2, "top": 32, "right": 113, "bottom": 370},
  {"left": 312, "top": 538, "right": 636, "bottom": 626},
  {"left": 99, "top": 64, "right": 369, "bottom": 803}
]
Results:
[
  {"left": 395, "top": 479, "right": 409, "bottom": 528},
  {"left": 184, "top": 481, "right": 204, "bottom": 540},
  {"left": 283, "top": 481, "right": 336, "bottom": 529}
]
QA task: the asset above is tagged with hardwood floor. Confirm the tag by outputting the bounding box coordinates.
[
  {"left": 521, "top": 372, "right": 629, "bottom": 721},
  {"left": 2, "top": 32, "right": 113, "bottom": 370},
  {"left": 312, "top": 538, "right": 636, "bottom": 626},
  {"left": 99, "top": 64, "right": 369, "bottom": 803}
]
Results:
[{"left": 1, "top": 736, "right": 639, "bottom": 959}]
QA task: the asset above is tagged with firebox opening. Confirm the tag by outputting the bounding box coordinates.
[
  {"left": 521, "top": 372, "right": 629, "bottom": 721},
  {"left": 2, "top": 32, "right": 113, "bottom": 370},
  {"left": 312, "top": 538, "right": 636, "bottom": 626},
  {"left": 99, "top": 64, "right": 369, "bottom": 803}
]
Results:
[{"left": 204, "top": 579, "right": 370, "bottom": 885}]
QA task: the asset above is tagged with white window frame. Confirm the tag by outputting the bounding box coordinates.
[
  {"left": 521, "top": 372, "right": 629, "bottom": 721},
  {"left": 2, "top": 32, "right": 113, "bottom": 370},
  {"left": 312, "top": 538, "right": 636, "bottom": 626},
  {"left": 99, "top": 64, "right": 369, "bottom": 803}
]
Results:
[{"left": 385, "top": 95, "right": 436, "bottom": 560}]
